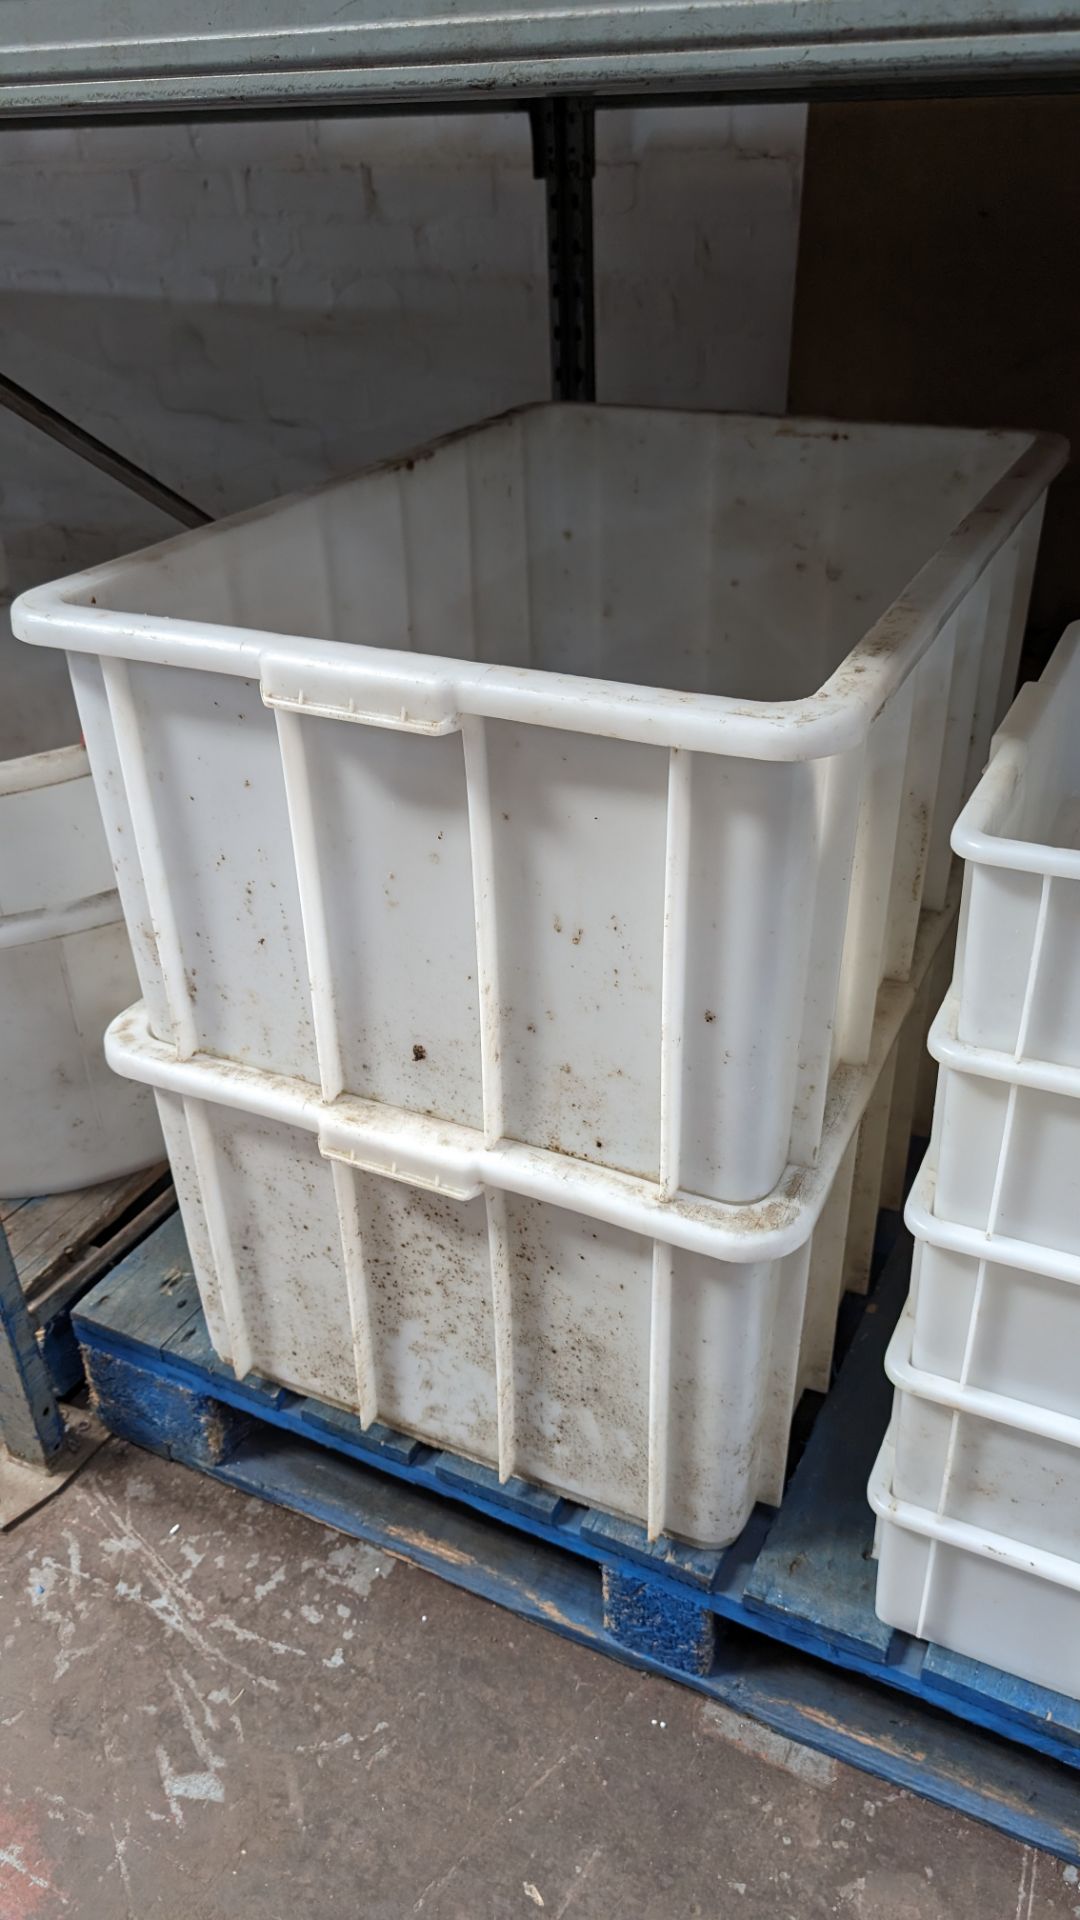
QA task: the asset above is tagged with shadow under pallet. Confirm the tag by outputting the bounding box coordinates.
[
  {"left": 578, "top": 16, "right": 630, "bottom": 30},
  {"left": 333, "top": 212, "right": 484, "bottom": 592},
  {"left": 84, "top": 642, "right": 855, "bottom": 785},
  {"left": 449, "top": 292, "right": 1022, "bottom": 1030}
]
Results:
[{"left": 72, "top": 1217, "right": 1080, "bottom": 1862}]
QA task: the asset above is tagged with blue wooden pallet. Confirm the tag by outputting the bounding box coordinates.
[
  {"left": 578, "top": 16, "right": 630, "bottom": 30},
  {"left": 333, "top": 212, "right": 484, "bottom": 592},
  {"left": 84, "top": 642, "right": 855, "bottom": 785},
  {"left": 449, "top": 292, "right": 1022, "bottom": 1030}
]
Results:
[{"left": 73, "top": 1219, "right": 1080, "bottom": 1862}]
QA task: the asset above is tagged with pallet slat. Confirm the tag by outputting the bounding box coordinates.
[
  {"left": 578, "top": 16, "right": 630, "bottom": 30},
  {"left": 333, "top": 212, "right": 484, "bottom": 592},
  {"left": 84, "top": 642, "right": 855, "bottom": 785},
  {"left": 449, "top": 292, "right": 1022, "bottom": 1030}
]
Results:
[
  {"left": 741, "top": 1260, "right": 902, "bottom": 1660},
  {"left": 2, "top": 1166, "right": 175, "bottom": 1396},
  {"left": 2, "top": 1165, "right": 168, "bottom": 1299},
  {"left": 922, "top": 1644, "right": 1080, "bottom": 1750},
  {"left": 76, "top": 1209, "right": 196, "bottom": 1354}
]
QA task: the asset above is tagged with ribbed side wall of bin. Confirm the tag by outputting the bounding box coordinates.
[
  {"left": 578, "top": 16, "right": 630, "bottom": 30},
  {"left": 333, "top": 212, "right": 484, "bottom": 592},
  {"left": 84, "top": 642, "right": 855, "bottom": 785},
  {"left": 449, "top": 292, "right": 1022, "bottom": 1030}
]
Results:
[
  {"left": 14, "top": 404, "right": 1060, "bottom": 1548},
  {"left": 104, "top": 897, "right": 954, "bottom": 1550},
  {"left": 14, "top": 407, "right": 1061, "bottom": 1213}
]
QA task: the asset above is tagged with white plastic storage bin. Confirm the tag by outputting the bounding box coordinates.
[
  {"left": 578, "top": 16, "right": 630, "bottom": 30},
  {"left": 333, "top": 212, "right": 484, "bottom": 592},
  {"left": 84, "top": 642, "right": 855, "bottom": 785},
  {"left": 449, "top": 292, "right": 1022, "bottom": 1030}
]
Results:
[
  {"left": 102, "top": 900, "right": 955, "bottom": 1550},
  {"left": 952, "top": 624, "right": 1080, "bottom": 1068},
  {"left": 887, "top": 1303, "right": 1080, "bottom": 1562},
  {"left": 907, "top": 1161, "right": 1080, "bottom": 1422},
  {"left": 13, "top": 406, "right": 1061, "bottom": 1208},
  {"left": 928, "top": 998, "right": 1080, "bottom": 1257},
  {"left": 871, "top": 629, "right": 1080, "bottom": 1695},
  {"left": 0, "top": 738, "right": 163, "bottom": 1197},
  {"left": 870, "top": 1427, "right": 1080, "bottom": 1702}
]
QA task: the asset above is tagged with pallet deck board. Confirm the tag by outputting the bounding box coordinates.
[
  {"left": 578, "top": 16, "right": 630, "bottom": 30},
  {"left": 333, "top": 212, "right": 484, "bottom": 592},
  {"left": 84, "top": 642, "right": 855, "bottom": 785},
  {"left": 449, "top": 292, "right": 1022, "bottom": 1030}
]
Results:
[
  {"left": 431, "top": 1451, "right": 569, "bottom": 1521},
  {"left": 4, "top": 1187, "right": 108, "bottom": 1291},
  {"left": 2, "top": 1165, "right": 176, "bottom": 1396},
  {"left": 578, "top": 1508, "right": 734, "bottom": 1590},
  {"left": 742, "top": 1256, "right": 904, "bottom": 1660},
  {"left": 922, "top": 1643, "right": 1080, "bottom": 1749},
  {"left": 80, "top": 1209, "right": 196, "bottom": 1355},
  {"left": 72, "top": 1215, "right": 1080, "bottom": 1859},
  {"left": 3, "top": 1165, "right": 168, "bottom": 1300}
]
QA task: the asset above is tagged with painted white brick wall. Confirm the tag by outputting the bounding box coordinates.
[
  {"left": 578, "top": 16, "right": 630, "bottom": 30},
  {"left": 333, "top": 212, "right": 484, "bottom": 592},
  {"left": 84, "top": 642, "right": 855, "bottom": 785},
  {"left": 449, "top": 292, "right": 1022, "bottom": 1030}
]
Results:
[{"left": 0, "top": 105, "right": 804, "bottom": 755}]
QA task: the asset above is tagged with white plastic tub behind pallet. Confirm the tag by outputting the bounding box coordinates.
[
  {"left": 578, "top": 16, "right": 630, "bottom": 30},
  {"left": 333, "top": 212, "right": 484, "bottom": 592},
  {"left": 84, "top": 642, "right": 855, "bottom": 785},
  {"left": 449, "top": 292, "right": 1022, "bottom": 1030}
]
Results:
[
  {"left": 0, "top": 739, "right": 162, "bottom": 1197},
  {"left": 13, "top": 406, "right": 1061, "bottom": 1207},
  {"left": 102, "top": 900, "right": 955, "bottom": 1550}
]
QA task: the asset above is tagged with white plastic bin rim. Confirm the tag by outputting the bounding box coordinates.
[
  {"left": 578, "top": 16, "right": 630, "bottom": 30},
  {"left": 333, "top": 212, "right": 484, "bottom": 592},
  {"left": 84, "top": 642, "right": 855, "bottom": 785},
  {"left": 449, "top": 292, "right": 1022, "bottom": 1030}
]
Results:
[
  {"left": 869, "top": 1424, "right": 1080, "bottom": 1596},
  {"left": 12, "top": 408, "right": 1066, "bottom": 765},
  {"left": 886, "top": 1300, "right": 1080, "bottom": 1454},
  {"left": 953, "top": 621, "right": 1080, "bottom": 876},
  {"left": 107, "top": 952, "right": 919, "bottom": 1266},
  {"left": 906, "top": 1155, "right": 1080, "bottom": 1293},
  {"left": 0, "top": 886, "right": 124, "bottom": 952},
  {"left": 929, "top": 993, "right": 1080, "bottom": 1097},
  {"left": 0, "top": 740, "right": 89, "bottom": 799}
]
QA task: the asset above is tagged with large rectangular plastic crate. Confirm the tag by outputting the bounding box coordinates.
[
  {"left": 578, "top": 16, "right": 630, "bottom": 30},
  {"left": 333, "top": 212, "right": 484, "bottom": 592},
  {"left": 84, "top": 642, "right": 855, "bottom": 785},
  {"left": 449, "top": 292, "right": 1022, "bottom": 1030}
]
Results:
[
  {"left": 13, "top": 405, "right": 1061, "bottom": 1208},
  {"left": 952, "top": 624, "right": 1080, "bottom": 1068},
  {"left": 870, "top": 1419, "right": 1080, "bottom": 1703},
  {"left": 924, "top": 634, "right": 1080, "bottom": 1260},
  {"left": 873, "top": 629, "right": 1080, "bottom": 1699},
  {"left": 928, "top": 998, "right": 1080, "bottom": 1256},
  {"left": 101, "top": 899, "right": 954, "bottom": 1550},
  {"left": 906, "top": 1160, "right": 1080, "bottom": 1421},
  {"left": 871, "top": 1310, "right": 1080, "bottom": 1703},
  {"left": 885, "top": 1304, "right": 1080, "bottom": 1565}
]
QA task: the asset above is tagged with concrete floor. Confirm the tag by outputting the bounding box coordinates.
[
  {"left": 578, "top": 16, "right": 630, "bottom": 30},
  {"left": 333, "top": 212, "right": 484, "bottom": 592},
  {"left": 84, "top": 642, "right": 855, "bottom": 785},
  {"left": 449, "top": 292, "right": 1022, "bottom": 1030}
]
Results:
[{"left": 0, "top": 1440, "right": 1077, "bottom": 1920}]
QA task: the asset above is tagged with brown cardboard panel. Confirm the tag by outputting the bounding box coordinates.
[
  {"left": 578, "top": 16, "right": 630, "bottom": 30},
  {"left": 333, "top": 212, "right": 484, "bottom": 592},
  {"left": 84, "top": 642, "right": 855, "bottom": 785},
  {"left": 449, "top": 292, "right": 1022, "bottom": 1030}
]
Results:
[{"left": 790, "top": 96, "right": 1080, "bottom": 667}]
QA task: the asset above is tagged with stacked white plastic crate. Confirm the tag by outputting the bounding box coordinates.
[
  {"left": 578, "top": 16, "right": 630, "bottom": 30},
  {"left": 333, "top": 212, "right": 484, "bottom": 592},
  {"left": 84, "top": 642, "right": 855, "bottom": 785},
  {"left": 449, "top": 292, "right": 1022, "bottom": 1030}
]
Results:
[
  {"left": 872, "top": 626, "right": 1080, "bottom": 1701},
  {"left": 13, "top": 404, "right": 1062, "bottom": 1551},
  {"left": 0, "top": 582, "right": 162, "bottom": 1195}
]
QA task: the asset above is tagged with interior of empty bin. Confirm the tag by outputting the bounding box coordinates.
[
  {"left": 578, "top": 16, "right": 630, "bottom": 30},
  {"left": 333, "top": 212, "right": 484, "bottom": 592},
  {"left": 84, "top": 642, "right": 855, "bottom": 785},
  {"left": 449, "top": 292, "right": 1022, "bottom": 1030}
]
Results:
[
  {"left": 36, "top": 406, "right": 1052, "bottom": 1206},
  {"left": 72, "top": 407, "right": 1035, "bottom": 700}
]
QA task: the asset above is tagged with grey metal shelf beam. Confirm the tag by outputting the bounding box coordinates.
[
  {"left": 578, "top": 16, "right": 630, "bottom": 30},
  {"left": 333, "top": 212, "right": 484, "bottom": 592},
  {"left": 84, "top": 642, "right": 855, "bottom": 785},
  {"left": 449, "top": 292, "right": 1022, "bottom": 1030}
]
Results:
[{"left": 2, "top": 4, "right": 1080, "bottom": 120}]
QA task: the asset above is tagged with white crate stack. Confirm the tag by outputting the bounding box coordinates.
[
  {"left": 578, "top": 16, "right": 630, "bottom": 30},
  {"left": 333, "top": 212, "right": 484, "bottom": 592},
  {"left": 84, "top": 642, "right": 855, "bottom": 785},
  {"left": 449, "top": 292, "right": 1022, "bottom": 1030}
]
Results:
[
  {"left": 871, "top": 626, "right": 1080, "bottom": 1701},
  {"left": 14, "top": 403, "right": 1061, "bottom": 1549}
]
